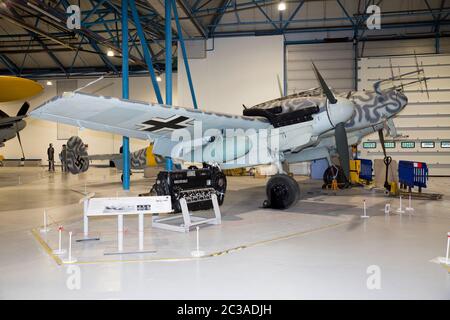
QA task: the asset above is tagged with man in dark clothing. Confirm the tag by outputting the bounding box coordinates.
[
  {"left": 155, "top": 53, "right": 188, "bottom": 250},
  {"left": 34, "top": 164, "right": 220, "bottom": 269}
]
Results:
[
  {"left": 60, "top": 144, "right": 67, "bottom": 172},
  {"left": 47, "top": 143, "right": 55, "bottom": 172}
]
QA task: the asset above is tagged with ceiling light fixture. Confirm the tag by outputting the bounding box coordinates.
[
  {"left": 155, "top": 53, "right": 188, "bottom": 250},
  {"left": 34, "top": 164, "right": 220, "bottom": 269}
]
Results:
[
  {"left": 278, "top": 1, "right": 286, "bottom": 11},
  {"left": 107, "top": 50, "right": 114, "bottom": 57}
]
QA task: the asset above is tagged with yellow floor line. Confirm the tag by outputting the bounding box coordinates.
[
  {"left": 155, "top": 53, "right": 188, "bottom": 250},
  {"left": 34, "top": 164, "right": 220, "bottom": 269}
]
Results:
[
  {"left": 31, "top": 228, "right": 62, "bottom": 266},
  {"left": 31, "top": 220, "right": 350, "bottom": 266}
]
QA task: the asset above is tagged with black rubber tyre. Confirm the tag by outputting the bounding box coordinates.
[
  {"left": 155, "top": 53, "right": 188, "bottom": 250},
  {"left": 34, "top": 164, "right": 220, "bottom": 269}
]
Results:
[
  {"left": 322, "top": 165, "right": 348, "bottom": 189},
  {"left": 212, "top": 170, "right": 227, "bottom": 205},
  {"left": 265, "top": 174, "right": 300, "bottom": 209}
]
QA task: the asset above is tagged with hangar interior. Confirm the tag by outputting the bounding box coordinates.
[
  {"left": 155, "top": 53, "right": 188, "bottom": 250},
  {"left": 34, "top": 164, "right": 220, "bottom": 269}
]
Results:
[{"left": 0, "top": 0, "right": 449, "bottom": 299}]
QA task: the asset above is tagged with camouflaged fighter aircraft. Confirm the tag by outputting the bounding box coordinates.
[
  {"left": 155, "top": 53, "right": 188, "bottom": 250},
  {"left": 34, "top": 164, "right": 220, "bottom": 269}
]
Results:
[
  {"left": 30, "top": 64, "right": 356, "bottom": 209},
  {"left": 277, "top": 68, "right": 425, "bottom": 188}
]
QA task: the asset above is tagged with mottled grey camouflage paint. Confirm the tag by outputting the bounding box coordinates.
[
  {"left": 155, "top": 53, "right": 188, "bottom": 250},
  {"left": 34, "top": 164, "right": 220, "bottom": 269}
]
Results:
[{"left": 346, "top": 89, "right": 408, "bottom": 129}]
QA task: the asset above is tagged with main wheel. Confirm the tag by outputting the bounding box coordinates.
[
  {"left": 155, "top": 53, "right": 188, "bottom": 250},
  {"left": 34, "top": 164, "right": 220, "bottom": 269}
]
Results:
[
  {"left": 323, "top": 165, "right": 348, "bottom": 189},
  {"left": 265, "top": 174, "right": 300, "bottom": 209}
]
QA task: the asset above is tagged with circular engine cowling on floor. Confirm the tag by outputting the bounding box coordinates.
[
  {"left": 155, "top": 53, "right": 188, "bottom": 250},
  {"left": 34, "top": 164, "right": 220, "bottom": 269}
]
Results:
[{"left": 66, "top": 136, "right": 89, "bottom": 174}]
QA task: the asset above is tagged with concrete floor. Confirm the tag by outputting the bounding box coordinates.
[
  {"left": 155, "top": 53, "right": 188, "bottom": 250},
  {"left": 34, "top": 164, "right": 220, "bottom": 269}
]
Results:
[{"left": 0, "top": 166, "right": 449, "bottom": 299}]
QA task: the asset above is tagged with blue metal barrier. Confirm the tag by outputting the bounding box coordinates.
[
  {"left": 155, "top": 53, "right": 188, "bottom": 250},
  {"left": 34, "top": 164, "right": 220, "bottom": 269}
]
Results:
[
  {"left": 398, "top": 160, "right": 428, "bottom": 191},
  {"left": 359, "top": 159, "right": 373, "bottom": 181}
]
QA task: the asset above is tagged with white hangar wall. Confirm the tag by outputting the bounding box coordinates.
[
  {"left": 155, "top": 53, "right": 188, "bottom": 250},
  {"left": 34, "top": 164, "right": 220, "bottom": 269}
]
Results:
[
  {"left": 1, "top": 75, "right": 176, "bottom": 162},
  {"left": 177, "top": 35, "right": 284, "bottom": 114}
]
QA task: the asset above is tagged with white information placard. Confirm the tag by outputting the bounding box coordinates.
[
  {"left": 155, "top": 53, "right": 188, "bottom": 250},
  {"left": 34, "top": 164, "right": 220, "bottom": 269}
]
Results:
[{"left": 86, "top": 196, "right": 171, "bottom": 216}]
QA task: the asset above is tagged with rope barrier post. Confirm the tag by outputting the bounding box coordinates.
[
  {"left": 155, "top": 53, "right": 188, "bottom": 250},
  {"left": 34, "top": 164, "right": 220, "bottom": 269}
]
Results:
[
  {"left": 53, "top": 226, "right": 66, "bottom": 255},
  {"left": 40, "top": 209, "right": 50, "bottom": 233},
  {"left": 396, "top": 195, "right": 405, "bottom": 214},
  {"left": 405, "top": 193, "right": 414, "bottom": 212},
  {"left": 361, "top": 199, "right": 369, "bottom": 218},
  {"left": 62, "top": 231, "right": 77, "bottom": 263},
  {"left": 191, "top": 226, "right": 205, "bottom": 257}
]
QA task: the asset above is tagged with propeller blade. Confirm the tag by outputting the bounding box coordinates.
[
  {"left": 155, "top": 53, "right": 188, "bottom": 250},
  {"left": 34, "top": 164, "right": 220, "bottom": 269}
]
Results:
[
  {"left": 378, "top": 129, "right": 387, "bottom": 158},
  {"left": 311, "top": 62, "right": 337, "bottom": 104},
  {"left": 334, "top": 122, "right": 350, "bottom": 181},
  {"left": 16, "top": 126, "right": 25, "bottom": 160},
  {"left": 17, "top": 102, "right": 30, "bottom": 117}
]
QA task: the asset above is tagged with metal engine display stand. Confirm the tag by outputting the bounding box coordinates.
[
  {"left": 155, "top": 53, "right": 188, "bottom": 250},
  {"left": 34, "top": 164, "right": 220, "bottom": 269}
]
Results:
[{"left": 152, "top": 194, "right": 221, "bottom": 233}]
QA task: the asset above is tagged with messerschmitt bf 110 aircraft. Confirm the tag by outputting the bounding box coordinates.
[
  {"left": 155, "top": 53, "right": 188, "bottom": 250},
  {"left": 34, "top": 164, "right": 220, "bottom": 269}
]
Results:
[{"left": 30, "top": 64, "right": 355, "bottom": 209}]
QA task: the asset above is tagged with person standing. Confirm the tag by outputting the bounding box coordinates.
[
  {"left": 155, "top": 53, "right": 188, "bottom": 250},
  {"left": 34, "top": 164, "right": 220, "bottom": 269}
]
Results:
[
  {"left": 47, "top": 143, "right": 55, "bottom": 172},
  {"left": 60, "top": 144, "right": 67, "bottom": 172}
]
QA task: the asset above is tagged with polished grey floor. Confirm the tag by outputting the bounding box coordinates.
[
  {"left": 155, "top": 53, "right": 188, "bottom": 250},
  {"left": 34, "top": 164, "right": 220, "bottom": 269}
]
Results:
[{"left": 0, "top": 167, "right": 449, "bottom": 299}]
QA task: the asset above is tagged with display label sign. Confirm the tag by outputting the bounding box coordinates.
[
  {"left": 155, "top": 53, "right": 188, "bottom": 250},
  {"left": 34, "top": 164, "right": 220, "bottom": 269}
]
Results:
[{"left": 87, "top": 196, "right": 172, "bottom": 216}]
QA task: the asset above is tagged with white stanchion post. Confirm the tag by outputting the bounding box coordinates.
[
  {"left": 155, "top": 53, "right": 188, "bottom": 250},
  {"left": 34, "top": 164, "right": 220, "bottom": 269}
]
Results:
[
  {"left": 396, "top": 195, "right": 405, "bottom": 214},
  {"left": 62, "top": 231, "right": 77, "bottom": 263},
  {"left": 384, "top": 203, "right": 391, "bottom": 215},
  {"left": 53, "top": 226, "right": 66, "bottom": 255},
  {"left": 406, "top": 194, "right": 414, "bottom": 212},
  {"left": 361, "top": 200, "right": 369, "bottom": 219},
  {"left": 118, "top": 214, "right": 123, "bottom": 252},
  {"left": 191, "top": 226, "right": 205, "bottom": 257},
  {"left": 138, "top": 213, "right": 144, "bottom": 251},
  {"left": 40, "top": 209, "right": 50, "bottom": 233},
  {"left": 446, "top": 232, "right": 450, "bottom": 265}
]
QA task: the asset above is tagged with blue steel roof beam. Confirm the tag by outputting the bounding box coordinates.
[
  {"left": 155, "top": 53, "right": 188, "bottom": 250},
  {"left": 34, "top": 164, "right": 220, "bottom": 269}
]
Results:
[
  {"left": 87, "top": 0, "right": 120, "bottom": 47},
  {"left": 192, "top": 0, "right": 204, "bottom": 11},
  {"left": 208, "top": 0, "right": 233, "bottom": 37},
  {"left": 172, "top": 0, "right": 197, "bottom": 108},
  {"left": 176, "top": 0, "right": 208, "bottom": 38},
  {"left": 44, "top": 0, "right": 148, "bottom": 68},
  {"left": 89, "top": 39, "right": 118, "bottom": 73},
  {"left": 0, "top": 54, "right": 19, "bottom": 75},
  {"left": 336, "top": 0, "right": 356, "bottom": 27},
  {"left": 233, "top": 0, "right": 241, "bottom": 24},
  {"left": 69, "top": 34, "right": 86, "bottom": 74},
  {"left": 89, "top": 0, "right": 167, "bottom": 41},
  {"left": 82, "top": 0, "right": 109, "bottom": 23},
  {"left": 129, "top": 0, "right": 163, "bottom": 103},
  {"left": 194, "top": 0, "right": 215, "bottom": 12},
  {"left": 7, "top": 5, "right": 69, "bottom": 75},
  {"left": 251, "top": 0, "right": 280, "bottom": 32},
  {"left": 283, "top": 0, "right": 305, "bottom": 30}
]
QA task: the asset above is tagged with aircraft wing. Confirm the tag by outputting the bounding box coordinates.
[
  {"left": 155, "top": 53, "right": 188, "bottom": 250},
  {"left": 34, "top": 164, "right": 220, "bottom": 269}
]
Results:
[{"left": 30, "top": 92, "right": 270, "bottom": 143}]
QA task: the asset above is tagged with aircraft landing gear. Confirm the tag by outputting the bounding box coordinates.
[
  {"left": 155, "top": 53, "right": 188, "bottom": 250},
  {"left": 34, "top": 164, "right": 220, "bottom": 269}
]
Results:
[
  {"left": 322, "top": 165, "right": 349, "bottom": 189},
  {"left": 263, "top": 174, "right": 300, "bottom": 209}
]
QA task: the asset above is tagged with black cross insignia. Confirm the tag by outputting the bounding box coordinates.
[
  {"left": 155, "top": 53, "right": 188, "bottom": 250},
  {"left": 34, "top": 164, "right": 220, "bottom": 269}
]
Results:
[
  {"left": 75, "top": 155, "right": 85, "bottom": 168},
  {"left": 138, "top": 115, "right": 193, "bottom": 133}
]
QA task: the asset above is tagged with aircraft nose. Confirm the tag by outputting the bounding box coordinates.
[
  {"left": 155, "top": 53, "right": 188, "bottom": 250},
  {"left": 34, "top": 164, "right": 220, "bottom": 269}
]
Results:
[{"left": 328, "top": 98, "right": 355, "bottom": 126}]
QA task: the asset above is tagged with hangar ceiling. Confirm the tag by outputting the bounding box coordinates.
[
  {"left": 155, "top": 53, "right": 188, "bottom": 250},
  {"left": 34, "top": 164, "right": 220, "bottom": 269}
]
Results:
[{"left": 0, "top": 0, "right": 449, "bottom": 78}]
